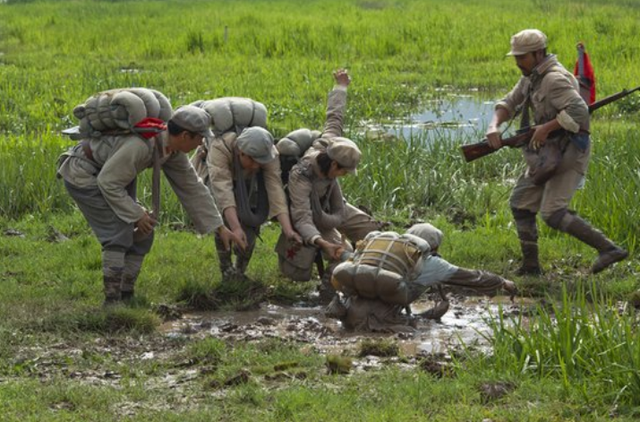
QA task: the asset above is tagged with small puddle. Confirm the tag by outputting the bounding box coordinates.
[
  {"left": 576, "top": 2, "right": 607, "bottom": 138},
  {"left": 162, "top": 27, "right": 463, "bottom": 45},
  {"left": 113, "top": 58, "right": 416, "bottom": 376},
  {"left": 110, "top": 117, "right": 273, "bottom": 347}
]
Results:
[
  {"left": 160, "top": 295, "right": 533, "bottom": 358},
  {"left": 360, "top": 91, "right": 496, "bottom": 143}
]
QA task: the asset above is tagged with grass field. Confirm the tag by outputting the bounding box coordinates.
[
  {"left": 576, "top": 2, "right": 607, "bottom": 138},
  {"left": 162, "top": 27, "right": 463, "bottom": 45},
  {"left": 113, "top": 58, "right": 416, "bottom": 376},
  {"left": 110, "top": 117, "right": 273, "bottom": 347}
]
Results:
[{"left": 1, "top": 0, "right": 640, "bottom": 420}]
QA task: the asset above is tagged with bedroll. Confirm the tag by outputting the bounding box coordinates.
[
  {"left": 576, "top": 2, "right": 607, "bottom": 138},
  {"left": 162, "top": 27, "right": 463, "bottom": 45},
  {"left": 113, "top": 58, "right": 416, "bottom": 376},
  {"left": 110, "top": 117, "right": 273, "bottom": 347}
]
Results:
[
  {"left": 331, "top": 231, "right": 430, "bottom": 306},
  {"left": 191, "top": 97, "right": 267, "bottom": 136},
  {"left": 71, "top": 88, "right": 172, "bottom": 139}
]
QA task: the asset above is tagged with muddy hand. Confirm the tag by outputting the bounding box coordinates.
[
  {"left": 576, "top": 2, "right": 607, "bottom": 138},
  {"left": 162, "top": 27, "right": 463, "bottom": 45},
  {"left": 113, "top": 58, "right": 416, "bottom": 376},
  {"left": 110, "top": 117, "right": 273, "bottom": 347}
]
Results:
[{"left": 218, "top": 226, "right": 247, "bottom": 251}]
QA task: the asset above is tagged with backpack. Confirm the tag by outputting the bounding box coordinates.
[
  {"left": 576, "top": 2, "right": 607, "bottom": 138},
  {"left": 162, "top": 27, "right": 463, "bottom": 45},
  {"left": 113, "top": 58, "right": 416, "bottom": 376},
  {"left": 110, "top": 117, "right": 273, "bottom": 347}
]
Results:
[
  {"left": 190, "top": 97, "right": 267, "bottom": 137},
  {"left": 276, "top": 128, "right": 322, "bottom": 186},
  {"left": 189, "top": 97, "right": 269, "bottom": 184},
  {"left": 331, "top": 231, "right": 431, "bottom": 306},
  {"left": 64, "top": 88, "right": 173, "bottom": 140}
]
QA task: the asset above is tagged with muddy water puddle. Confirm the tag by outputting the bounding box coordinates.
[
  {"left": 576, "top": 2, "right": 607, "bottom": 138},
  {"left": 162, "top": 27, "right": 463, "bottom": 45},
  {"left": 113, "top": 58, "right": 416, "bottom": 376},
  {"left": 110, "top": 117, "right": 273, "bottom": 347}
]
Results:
[{"left": 161, "top": 295, "right": 534, "bottom": 358}]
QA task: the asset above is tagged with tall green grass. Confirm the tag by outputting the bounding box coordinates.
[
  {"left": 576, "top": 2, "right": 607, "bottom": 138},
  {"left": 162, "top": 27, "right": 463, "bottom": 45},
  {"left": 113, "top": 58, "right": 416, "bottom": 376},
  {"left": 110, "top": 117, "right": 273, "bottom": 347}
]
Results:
[{"left": 480, "top": 281, "right": 640, "bottom": 407}]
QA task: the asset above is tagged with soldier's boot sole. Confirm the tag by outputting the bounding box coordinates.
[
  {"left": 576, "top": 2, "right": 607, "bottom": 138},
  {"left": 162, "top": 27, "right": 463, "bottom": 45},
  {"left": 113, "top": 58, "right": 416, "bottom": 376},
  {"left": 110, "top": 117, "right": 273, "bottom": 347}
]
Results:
[{"left": 592, "top": 247, "right": 628, "bottom": 274}]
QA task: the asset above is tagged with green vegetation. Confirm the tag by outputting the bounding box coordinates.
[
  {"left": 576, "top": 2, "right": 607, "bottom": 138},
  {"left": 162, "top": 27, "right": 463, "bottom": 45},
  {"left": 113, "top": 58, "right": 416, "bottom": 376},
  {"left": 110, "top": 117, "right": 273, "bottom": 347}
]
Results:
[{"left": 1, "top": 0, "right": 640, "bottom": 420}]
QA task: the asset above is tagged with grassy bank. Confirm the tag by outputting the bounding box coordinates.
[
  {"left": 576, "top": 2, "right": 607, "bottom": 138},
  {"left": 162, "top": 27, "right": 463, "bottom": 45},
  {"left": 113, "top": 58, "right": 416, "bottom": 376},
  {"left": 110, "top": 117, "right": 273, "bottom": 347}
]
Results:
[{"left": 1, "top": 0, "right": 640, "bottom": 420}]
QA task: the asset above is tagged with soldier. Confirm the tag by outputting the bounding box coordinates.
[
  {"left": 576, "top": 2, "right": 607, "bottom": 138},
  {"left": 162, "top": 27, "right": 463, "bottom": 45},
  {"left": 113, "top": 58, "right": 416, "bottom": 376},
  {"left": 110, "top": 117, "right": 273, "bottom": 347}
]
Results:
[
  {"left": 327, "top": 223, "right": 517, "bottom": 332},
  {"left": 486, "top": 29, "right": 627, "bottom": 275},
  {"left": 57, "top": 105, "right": 242, "bottom": 304},
  {"left": 203, "top": 124, "right": 302, "bottom": 280},
  {"left": 287, "top": 69, "right": 381, "bottom": 303}
]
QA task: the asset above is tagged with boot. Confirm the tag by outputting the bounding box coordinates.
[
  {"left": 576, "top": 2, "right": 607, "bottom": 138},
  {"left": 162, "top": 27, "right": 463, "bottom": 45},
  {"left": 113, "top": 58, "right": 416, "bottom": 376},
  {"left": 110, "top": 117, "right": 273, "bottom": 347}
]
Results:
[
  {"left": 215, "top": 235, "right": 235, "bottom": 281},
  {"left": 121, "top": 254, "right": 144, "bottom": 303},
  {"left": 513, "top": 209, "right": 542, "bottom": 275},
  {"left": 318, "top": 269, "right": 337, "bottom": 305},
  {"left": 561, "top": 215, "right": 628, "bottom": 274},
  {"left": 234, "top": 239, "right": 256, "bottom": 277},
  {"left": 102, "top": 250, "right": 125, "bottom": 305}
]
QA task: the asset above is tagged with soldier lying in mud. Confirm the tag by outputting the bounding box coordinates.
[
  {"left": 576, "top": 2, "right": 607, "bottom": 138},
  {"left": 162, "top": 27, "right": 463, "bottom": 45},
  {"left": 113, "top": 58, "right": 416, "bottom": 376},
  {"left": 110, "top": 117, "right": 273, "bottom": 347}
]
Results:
[{"left": 325, "top": 223, "right": 517, "bottom": 332}]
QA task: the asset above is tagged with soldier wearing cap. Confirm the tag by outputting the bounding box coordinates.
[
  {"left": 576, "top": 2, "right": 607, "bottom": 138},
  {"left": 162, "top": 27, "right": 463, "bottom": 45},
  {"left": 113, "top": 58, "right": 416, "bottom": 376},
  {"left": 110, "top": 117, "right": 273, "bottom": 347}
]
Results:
[
  {"left": 287, "top": 69, "right": 381, "bottom": 303},
  {"left": 326, "top": 223, "right": 517, "bottom": 332},
  {"left": 57, "top": 105, "right": 242, "bottom": 305},
  {"left": 485, "top": 29, "right": 627, "bottom": 275},
  {"left": 204, "top": 123, "right": 302, "bottom": 279}
]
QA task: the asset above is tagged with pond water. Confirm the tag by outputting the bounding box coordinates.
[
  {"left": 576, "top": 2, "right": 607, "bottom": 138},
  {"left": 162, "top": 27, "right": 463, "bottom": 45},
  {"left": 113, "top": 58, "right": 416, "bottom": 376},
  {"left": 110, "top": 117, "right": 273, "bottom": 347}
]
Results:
[{"left": 359, "top": 92, "right": 498, "bottom": 143}]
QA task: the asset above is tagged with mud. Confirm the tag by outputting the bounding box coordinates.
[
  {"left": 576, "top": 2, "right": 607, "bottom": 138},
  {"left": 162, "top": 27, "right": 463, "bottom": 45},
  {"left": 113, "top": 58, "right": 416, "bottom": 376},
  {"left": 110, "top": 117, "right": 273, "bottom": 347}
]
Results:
[{"left": 160, "top": 294, "right": 530, "bottom": 358}]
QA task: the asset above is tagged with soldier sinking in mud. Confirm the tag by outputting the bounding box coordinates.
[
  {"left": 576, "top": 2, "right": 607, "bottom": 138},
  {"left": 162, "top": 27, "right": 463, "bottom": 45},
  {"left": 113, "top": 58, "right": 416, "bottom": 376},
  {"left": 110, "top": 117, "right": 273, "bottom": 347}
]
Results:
[
  {"left": 326, "top": 223, "right": 517, "bottom": 333},
  {"left": 285, "top": 69, "right": 382, "bottom": 304},
  {"left": 485, "top": 29, "right": 627, "bottom": 275},
  {"left": 57, "top": 105, "right": 242, "bottom": 305}
]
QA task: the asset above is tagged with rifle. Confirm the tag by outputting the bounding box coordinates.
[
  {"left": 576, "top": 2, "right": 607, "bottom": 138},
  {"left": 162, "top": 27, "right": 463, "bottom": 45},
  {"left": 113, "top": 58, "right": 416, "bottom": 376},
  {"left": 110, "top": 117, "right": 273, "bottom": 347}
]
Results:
[{"left": 460, "top": 86, "right": 640, "bottom": 162}]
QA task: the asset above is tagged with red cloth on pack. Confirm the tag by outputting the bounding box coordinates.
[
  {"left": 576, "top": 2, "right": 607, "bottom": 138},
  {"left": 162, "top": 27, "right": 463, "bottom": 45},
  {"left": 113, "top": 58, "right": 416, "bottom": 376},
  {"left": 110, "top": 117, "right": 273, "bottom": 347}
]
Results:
[{"left": 134, "top": 117, "right": 167, "bottom": 139}]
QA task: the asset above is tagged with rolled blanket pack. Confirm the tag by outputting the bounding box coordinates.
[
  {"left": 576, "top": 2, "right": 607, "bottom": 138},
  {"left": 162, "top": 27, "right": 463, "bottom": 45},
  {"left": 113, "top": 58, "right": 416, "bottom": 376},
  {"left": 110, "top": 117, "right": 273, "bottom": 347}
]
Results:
[
  {"left": 191, "top": 97, "right": 267, "bottom": 136},
  {"left": 276, "top": 128, "right": 322, "bottom": 157},
  {"left": 73, "top": 88, "right": 172, "bottom": 138}
]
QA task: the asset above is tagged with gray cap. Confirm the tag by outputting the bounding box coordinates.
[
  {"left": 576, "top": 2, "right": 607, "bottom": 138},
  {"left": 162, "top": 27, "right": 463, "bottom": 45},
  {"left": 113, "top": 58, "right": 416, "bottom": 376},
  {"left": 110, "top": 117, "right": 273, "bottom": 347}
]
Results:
[
  {"left": 507, "top": 29, "right": 547, "bottom": 56},
  {"left": 236, "top": 127, "right": 277, "bottom": 164},
  {"left": 170, "top": 105, "right": 214, "bottom": 138},
  {"left": 406, "top": 223, "right": 444, "bottom": 249},
  {"left": 326, "top": 137, "right": 361, "bottom": 173}
]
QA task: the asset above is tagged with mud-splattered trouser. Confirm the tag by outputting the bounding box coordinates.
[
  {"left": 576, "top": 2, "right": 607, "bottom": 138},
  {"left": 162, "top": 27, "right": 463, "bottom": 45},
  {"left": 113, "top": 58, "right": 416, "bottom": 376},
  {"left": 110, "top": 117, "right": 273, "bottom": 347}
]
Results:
[
  {"left": 64, "top": 180, "right": 152, "bottom": 302},
  {"left": 510, "top": 142, "right": 626, "bottom": 273},
  {"left": 318, "top": 203, "right": 381, "bottom": 303},
  {"left": 214, "top": 220, "right": 259, "bottom": 279}
]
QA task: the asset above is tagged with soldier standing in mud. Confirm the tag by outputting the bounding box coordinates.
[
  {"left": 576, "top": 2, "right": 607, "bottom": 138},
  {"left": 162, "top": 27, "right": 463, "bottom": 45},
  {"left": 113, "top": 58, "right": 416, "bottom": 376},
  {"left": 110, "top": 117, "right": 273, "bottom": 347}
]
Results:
[
  {"left": 287, "top": 69, "right": 381, "bottom": 304},
  {"left": 327, "top": 223, "right": 517, "bottom": 332},
  {"left": 485, "top": 29, "right": 627, "bottom": 275},
  {"left": 57, "top": 105, "right": 242, "bottom": 305},
  {"left": 201, "top": 123, "right": 302, "bottom": 280}
]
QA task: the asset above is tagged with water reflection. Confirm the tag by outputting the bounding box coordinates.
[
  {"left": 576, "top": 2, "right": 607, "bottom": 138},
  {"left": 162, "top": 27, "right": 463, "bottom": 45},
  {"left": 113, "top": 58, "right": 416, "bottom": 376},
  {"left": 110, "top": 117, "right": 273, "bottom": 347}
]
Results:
[{"left": 360, "top": 92, "right": 497, "bottom": 143}]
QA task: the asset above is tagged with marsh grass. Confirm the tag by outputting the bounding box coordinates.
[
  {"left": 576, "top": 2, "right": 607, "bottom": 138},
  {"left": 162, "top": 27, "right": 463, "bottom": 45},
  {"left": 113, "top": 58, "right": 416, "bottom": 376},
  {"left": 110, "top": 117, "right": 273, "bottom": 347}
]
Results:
[{"left": 478, "top": 281, "right": 640, "bottom": 406}]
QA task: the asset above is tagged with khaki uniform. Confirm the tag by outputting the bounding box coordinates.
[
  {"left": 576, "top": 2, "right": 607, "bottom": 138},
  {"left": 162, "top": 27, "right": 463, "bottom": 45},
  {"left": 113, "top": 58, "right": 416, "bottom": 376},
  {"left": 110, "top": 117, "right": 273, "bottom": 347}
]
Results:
[
  {"left": 288, "top": 87, "right": 377, "bottom": 246},
  {"left": 58, "top": 132, "right": 223, "bottom": 234},
  {"left": 205, "top": 132, "right": 288, "bottom": 219},
  {"left": 497, "top": 54, "right": 626, "bottom": 273},
  {"left": 496, "top": 54, "right": 590, "bottom": 218},
  {"left": 58, "top": 131, "right": 223, "bottom": 301},
  {"left": 199, "top": 132, "right": 289, "bottom": 276}
]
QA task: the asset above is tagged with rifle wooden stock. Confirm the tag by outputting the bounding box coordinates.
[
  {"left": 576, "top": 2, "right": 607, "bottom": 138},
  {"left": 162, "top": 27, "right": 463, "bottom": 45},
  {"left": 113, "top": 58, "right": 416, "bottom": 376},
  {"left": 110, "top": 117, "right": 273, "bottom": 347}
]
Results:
[
  {"left": 461, "top": 85, "right": 640, "bottom": 163},
  {"left": 461, "top": 129, "right": 534, "bottom": 162}
]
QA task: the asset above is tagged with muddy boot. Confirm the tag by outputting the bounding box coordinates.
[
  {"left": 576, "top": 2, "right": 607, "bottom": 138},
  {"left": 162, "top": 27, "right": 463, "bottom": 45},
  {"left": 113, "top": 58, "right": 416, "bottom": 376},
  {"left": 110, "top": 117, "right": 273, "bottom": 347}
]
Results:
[
  {"left": 318, "top": 270, "right": 337, "bottom": 305},
  {"left": 234, "top": 239, "right": 256, "bottom": 278},
  {"left": 560, "top": 215, "right": 628, "bottom": 274},
  {"left": 121, "top": 254, "right": 144, "bottom": 303},
  {"left": 102, "top": 250, "right": 125, "bottom": 305},
  {"left": 215, "top": 235, "right": 235, "bottom": 281},
  {"left": 417, "top": 300, "right": 450, "bottom": 320},
  {"left": 513, "top": 208, "right": 542, "bottom": 276}
]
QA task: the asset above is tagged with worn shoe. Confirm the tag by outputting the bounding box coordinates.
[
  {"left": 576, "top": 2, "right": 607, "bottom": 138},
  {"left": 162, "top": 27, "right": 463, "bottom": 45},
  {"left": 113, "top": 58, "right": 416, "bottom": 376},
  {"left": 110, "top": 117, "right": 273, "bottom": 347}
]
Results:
[
  {"left": 592, "top": 247, "right": 628, "bottom": 274},
  {"left": 417, "top": 300, "right": 450, "bottom": 320},
  {"left": 515, "top": 265, "right": 543, "bottom": 276}
]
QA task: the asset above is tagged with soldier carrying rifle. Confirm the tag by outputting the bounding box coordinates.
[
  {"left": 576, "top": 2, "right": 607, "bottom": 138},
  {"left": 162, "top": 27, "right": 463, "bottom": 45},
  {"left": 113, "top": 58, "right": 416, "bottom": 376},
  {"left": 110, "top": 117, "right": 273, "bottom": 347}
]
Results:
[{"left": 484, "top": 29, "right": 627, "bottom": 275}]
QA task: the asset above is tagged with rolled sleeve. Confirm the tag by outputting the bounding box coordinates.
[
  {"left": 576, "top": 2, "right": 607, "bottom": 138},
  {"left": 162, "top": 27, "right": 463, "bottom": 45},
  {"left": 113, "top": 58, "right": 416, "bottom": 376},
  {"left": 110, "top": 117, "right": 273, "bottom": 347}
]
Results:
[{"left": 545, "top": 73, "right": 589, "bottom": 132}]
